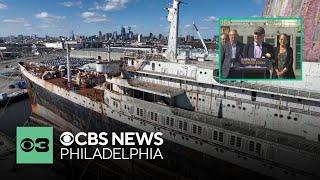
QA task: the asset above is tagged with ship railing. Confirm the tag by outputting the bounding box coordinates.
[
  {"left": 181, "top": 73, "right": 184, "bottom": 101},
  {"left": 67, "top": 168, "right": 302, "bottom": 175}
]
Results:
[
  {"left": 189, "top": 88, "right": 320, "bottom": 116},
  {"left": 220, "top": 81, "right": 320, "bottom": 100},
  {"left": 135, "top": 69, "right": 197, "bottom": 81}
]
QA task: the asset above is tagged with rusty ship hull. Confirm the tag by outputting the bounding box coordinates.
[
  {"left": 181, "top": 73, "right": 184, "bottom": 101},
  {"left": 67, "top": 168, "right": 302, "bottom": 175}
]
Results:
[
  {"left": 21, "top": 63, "right": 271, "bottom": 180},
  {"left": 18, "top": 60, "right": 320, "bottom": 180}
]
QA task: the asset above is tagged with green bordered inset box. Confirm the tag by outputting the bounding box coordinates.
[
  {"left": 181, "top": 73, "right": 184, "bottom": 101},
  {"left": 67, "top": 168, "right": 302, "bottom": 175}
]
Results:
[
  {"left": 16, "top": 127, "right": 53, "bottom": 164},
  {"left": 218, "top": 17, "right": 303, "bottom": 81}
]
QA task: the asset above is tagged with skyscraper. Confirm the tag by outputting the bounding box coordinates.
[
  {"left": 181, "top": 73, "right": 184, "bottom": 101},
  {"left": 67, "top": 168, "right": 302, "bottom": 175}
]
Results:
[
  {"left": 70, "top": 30, "right": 75, "bottom": 40},
  {"left": 99, "top": 31, "right": 103, "bottom": 41},
  {"left": 128, "top": 26, "right": 133, "bottom": 39},
  {"left": 121, "top": 26, "right": 126, "bottom": 36}
]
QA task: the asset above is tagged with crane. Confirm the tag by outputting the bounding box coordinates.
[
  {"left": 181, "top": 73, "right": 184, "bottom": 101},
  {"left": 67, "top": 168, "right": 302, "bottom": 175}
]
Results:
[{"left": 193, "top": 22, "right": 208, "bottom": 55}]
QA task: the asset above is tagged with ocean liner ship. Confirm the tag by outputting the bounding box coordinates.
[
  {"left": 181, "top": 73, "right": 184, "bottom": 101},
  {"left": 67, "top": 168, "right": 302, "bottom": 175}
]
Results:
[{"left": 19, "top": 0, "right": 320, "bottom": 179}]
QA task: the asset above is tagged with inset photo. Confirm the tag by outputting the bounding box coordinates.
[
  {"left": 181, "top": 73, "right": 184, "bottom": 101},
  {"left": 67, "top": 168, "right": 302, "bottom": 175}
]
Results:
[{"left": 218, "top": 18, "right": 303, "bottom": 80}]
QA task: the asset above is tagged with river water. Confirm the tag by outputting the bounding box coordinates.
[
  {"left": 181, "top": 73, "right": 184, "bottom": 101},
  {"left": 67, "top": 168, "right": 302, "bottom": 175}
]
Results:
[{"left": 0, "top": 99, "right": 31, "bottom": 137}]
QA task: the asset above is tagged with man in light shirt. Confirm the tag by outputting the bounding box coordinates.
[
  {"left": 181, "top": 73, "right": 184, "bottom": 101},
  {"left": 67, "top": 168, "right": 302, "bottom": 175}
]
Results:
[
  {"left": 243, "top": 26, "right": 274, "bottom": 78},
  {"left": 221, "top": 29, "right": 244, "bottom": 78}
]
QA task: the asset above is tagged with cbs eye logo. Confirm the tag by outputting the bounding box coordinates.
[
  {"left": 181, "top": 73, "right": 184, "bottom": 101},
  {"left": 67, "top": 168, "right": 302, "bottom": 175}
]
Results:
[
  {"left": 60, "top": 132, "right": 74, "bottom": 146},
  {"left": 20, "top": 138, "right": 50, "bottom": 152}
]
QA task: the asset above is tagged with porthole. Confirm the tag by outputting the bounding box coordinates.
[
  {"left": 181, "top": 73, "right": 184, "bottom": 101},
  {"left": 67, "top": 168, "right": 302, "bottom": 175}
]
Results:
[
  {"left": 287, "top": 116, "right": 291, "bottom": 120},
  {"left": 294, "top": 117, "right": 298, "bottom": 121},
  {"left": 279, "top": 115, "right": 283, "bottom": 118},
  {"left": 227, "top": 104, "right": 230, "bottom": 107},
  {"left": 243, "top": 107, "right": 246, "bottom": 110},
  {"left": 274, "top": 113, "right": 278, "bottom": 117}
]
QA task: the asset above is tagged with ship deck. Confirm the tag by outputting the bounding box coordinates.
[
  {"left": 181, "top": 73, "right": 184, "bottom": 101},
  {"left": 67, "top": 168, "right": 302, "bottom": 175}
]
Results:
[
  {"left": 47, "top": 78, "right": 104, "bottom": 102},
  {"left": 219, "top": 80, "right": 320, "bottom": 101},
  {"left": 192, "top": 88, "right": 320, "bottom": 117},
  {"left": 108, "top": 77, "right": 185, "bottom": 98},
  {"left": 172, "top": 107, "right": 320, "bottom": 155}
]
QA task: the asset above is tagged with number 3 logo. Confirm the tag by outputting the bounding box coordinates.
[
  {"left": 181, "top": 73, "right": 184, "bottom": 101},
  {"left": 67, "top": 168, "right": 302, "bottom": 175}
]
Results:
[{"left": 20, "top": 138, "right": 50, "bottom": 152}]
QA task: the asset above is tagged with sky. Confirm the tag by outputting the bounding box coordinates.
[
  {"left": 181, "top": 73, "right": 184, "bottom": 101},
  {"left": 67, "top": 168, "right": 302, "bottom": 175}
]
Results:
[{"left": 0, "top": 0, "right": 265, "bottom": 38}]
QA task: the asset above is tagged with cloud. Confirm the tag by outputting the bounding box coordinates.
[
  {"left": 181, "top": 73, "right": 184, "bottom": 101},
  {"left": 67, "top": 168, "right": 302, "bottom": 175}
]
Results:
[
  {"left": 124, "top": 25, "right": 137, "bottom": 28},
  {"left": 199, "top": 27, "right": 210, "bottom": 30},
  {"left": 204, "top": 16, "right": 218, "bottom": 22},
  {"left": 251, "top": 0, "right": 263, "bottom": 4},
  {"left": 0, "top": 3, "right": 7, "bottom": 9},
  {"left": 81, "top": 11, "right": 110, "bottom": 23},
  {"left": 59, "top": 1, "right": 82, "bottom": 8},
  {"left": 37, "top": 24, "right": 51, "bottom": 29},
  {"left": 251, "top": 14, "right": 260, "bottom": 17},
  {"left": 184, "top": 24, "right": 191, "bottom": 29},
  {"left": 3, "top": 18, "right": 30, "bottom": 26},
  {"left": 95, "top": 0, "right": 131, "bottom": 11},
  {"left": 35, "top": 12, "right": 66, "bottom": 21}
]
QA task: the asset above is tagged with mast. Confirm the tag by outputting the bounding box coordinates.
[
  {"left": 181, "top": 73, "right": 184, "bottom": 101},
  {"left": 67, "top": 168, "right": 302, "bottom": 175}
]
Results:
[
  {"left": 66, "top": 43, "right": 71, "bottom": 88},
  {"left": 166, "top": 0, "right": 181, "bottom": 62},
  {"left": 108, "top": 44, "right": 111, "bottom": 62}
]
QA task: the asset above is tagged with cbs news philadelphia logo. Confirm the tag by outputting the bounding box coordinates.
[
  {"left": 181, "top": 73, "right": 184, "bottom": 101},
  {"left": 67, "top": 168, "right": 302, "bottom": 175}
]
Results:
[{"left": 16, "top": 127, "right": 53, "bottom": 164}]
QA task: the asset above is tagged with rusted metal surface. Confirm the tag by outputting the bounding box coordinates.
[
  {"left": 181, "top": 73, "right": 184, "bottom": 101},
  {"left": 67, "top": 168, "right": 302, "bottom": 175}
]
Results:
[
  {"left": 46, "top": 78, "right": 104, "bottom": 102},
  {"left": 77, "top": 88, "right": 104, "bottom": 102},
  {"left": 24, "top": 63, "right": 105, "bottom": 103}
]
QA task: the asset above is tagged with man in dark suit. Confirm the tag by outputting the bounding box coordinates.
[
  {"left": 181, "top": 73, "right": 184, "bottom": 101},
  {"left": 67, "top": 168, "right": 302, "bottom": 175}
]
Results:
[
  {"left": 243, "top": 26, "right": 274, "bottom": 78},
  {"left": 221, "top": 29, "right": 244, "bottom": 78}
]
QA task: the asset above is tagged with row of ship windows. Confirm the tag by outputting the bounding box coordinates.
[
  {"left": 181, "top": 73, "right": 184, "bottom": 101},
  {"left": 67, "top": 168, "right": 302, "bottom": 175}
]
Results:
[
  {"left": 189, "top": 96, "right": 206, "bottom": 102},
  {"left": 226, "top": 104, "right": 247, "bottom": 110},
  {"left": 113, "top": 101, "right": 119, "bottom": 108},
  {"left": 274, "top": 114, "right": 298, "bottom": 121},
  {"left": 134, "top": 105, "right": 297, "bottom": 123},
  {"left": 151, "top": 63, "right": 208, "bottom": 75},
  {"left": 131, "top": 108, "right": 294, "bottom": 177},
  {"left": 224, "top": 104, "right": 299, "bottom": 121},
  {"left": 135, "top": 107, "right": 263, "bottom": 154}
]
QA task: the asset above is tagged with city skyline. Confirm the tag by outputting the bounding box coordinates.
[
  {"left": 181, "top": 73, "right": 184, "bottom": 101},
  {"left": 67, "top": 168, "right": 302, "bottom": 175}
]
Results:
[{"left": 0, "top": 0, "right": 264, "bottom": 38}]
